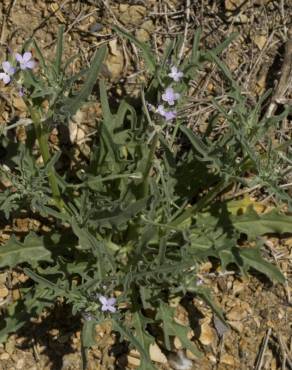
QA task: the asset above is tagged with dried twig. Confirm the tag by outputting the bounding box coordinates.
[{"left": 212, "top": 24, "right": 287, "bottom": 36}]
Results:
[
  {"left": 265, "top": 36, "right": 292, "bottom": 118},
  {"left": 277, "top": 332, "right": 292, "bottom": 370},
  {"left": 178, "top": 0, "right": 190, "bottom": 64},
  {"left": 0, "top": 0, "right": 17, "bottom": 45},
  {"left": 255, "top": 328, "right": 272, "bottom": 370}
]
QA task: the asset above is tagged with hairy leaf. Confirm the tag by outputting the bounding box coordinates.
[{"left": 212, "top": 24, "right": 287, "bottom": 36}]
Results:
[
  {"left": 0, "top": 233, "right": 52, "bottom": 268},
  {"left": 156, "top": 303, "right": 201, "bottom": 357},
  {"left": 231, "top": 207, "right": 292, "bottom": 237},
  {"left": 239, "top": 247, "right": 285, "bottom": 283},
  {"left": 132, "top": 312, "right": 156, "bottom": 370},
  {"left": 61, "top": 45, "right": 106, "bottom": 116}
]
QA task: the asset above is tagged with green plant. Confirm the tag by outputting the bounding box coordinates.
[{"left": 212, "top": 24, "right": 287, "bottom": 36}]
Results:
[{"left": 0, "top": 26, "right": 291, "bottom": 369}]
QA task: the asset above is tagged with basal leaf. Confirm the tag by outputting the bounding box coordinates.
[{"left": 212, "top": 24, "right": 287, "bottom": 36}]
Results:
[
  {"left": 156, "top": 303, "right": 201, "bottom": 357},
  {"left": 239, "top": 247, "right": 285, "bottom": 283},
  {"left": 231, "top": 207, "right": 292, "bottom": 237},
  {"left": 62, "top": 45, "right": 107, "bottom": 116},
  {"left": 112, "top": 319, "right": 153, "bottom": 364},
  {"left": 132, "top": 312, "right": 156, "bottom": 370},
  {"left": 0, "top": 232, "right": 52, "bottom": 268},
  {"left": 190, "top": 286, "right": 225, "bottom": 323},
  {"left": 82, "top": 318, "right": 99, "bottom": 348}
]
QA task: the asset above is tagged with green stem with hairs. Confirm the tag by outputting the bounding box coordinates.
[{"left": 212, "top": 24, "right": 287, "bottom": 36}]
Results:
[
  {"left": 141, "top": 132, "right": 159, "bottom": 196},
  {"left": 29, "top": 107, "right": 65, "bottom": 211}
]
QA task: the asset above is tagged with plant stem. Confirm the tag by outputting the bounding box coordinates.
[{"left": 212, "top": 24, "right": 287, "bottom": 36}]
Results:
[
  {"left": 170, "top": 179, "right": 228, "bottom": 227},
  {"left": 141, "top": 132, "right": 159, "bottom": 197},
  {"left": 29, "top": 107, "right": 65, "bottom": 211}
]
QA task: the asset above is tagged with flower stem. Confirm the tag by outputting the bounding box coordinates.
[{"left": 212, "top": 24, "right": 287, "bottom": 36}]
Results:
[
  {"left": 29, "top": 107, "right": 65, "bottom": 211},
  {"left": 141, "top": 132, "right": 159, "bottom": 197}
]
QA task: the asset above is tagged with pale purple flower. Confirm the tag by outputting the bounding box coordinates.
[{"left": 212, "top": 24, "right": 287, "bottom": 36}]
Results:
[
  {"left": 146, "top": 102, "right": 155, "bottom": 112},
  {"left": 164, "top": 110, "right": 177, "bottom": 121},
  {"left": 18, "top": 87, "right": 25, "bottom": 97},
  {"left": 156, "top": 105, "right": 176, "bottom": 121},
  {"left": 99, "top": 296, "right": 116, "bottom": 313},
  {"left": 168, "top": 66, "right": 184, "bottom": 82},
  {"left": 0, "top": 61, "right": 16, "bottom": 84},
  {"left": 162, "top": 87, "right": 180, "bottom": 106},
  {"left": 157, "top": 104, "right": 166, "bottom": 116},
  {"left": 15, "top": 52, "right": 36, "bottom": 70}
]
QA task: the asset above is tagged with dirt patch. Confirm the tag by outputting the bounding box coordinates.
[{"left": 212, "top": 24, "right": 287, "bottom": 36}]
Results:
[{"left": 0, "top": 0, "right": 291, "bottom": 369}]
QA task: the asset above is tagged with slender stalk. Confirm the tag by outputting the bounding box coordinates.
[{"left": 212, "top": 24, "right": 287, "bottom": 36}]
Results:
[
  {"left": 170, "top": 179, "right": 228, "bottom": 227},
  {"left": 29, "top": 107, "right": 65, "bottom": 211},
  {"left": 140, "top": 86, "right": 160, "bottom": 197}
]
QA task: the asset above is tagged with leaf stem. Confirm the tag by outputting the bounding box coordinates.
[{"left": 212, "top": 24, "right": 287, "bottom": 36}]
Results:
[{"left": 29, "top": 107, "right": 65, "bottom": 211}]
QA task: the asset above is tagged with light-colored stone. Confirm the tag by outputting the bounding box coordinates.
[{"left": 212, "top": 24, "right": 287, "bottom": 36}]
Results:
[
  {"left": 232, "top": 280, "right": 245, "bottom": 295},
  {"left": 119, "top": 5, "right": 146, "bottom": 26},
  {"left": 174, "top": 336, "right": 182, "bottom": 349},
  {"left": 135, "top": 29, "right": 150, "bottom": 43},
  {"left": 228, "top": 320, "right": 244, "bottom": 333},
  {"left": 199, "top": 322, "right": 215, "bottom": 345},
  {"left": 226, "top": 306, "right": 248, "bottom": 321},
  {"left": 141, "top": 20, "right": 155, "bottom": 33},
  {"left": 220, "top": 353, "right": 235, "bottom": 366},
  {"left": 149, "top": 343, "right": 167, "bottom": 364},
  {"left": 127, "top": 354, "right": 140, "bottom": 367},
  {"left": 225, "top": 0, "right": 245, "bottom": 10},
  {"left": 253, "top": 34, "right": 267, "bottom": 50},
  {"left": 119, "top": 4, "right": 129, "bottom": 12},
  {"left": 0, "top": 352, "right": 10, "bottom": 360},
  {"left": 0, "top": 284, "right": 9, "bottom": 298},
  {"left": 16, "top": 358, "right": 25, "bottom": 369},
  {"left": 105, "top": 39, "right": 124, "bottom": 79}
]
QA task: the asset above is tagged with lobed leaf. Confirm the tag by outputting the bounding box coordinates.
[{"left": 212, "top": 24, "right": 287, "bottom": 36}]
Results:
[{"left": 0, "top": 233, "right": 52, "bottom": 268}]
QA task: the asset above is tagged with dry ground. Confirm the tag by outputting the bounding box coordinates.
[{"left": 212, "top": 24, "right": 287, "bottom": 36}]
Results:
[{"left": 0, "top": 0, "right": 291, "bottom": 369}]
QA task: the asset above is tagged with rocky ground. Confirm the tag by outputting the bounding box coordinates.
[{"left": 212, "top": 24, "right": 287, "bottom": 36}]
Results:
[{"left": 0, "top": 0, "right": 291, "bottom": 369}]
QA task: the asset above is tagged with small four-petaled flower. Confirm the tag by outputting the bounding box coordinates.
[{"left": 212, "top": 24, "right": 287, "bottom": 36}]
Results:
[
  {"left": 163, "top": 110, "right": 177, "bottom": 121},
  {"left": 168, "top": 66, "right": 184, "bottom": 82},
  {"left": 162, "top": 87, "right": 180, "bottom": 106},
  {"left": 15, "top": 52, "right": 36, "bottom": 70},
  {"left": 156, "top": 105, "right": 176, "bottom": 121},
  {"left": 0, "top": 61, "right": 15, "bottom": 84},
  {"left": 99, "top": 296, "right": 116, "bottom": 313}
]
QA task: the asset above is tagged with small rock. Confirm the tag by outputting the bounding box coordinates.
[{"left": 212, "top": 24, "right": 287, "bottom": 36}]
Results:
[
  {"left": 105, "top": 39, "right": 124, "bottom": 79},
  {"left": 0, "top": 352, "right": 10, "bottom": 360},
  {"left": 149, "top": 343, "right": 167, "bottom": 364},
  {"left": 141, "top": 20, "right": 155, "bottom": 33},
  {"left": 135, "top": 29, "right": 150, "bottom": 42},
  {"left": 228, "top": 320, "right": 244, "bottom": 333},
  {"left": 253, "top": 34, "right": 267, "bottom": 50},
  {"left": 225, "top": 0, "right": 245, "bottom": 10},
  {"left": 185, "top": 349, "right": 197, "bottom": 361},
  {"left": 0, "top": 284, "right": 9, "bottom": 298},
  {"left": 199, "top": 322, "right": 215, "bottom": 345},
  {"left": 226, "top": 306, "right": 248, "bottom": 321},
  {"left": 174, "top": 336, "right": 182, "bottom": 350},
  {"left": 62, "top": 353, "right": 82, "bottom": 369},
  {"left": 127, "top": 352, "right": 140, "bottom": 367},
  {"left": 119, "top": 4, "right": 129, "bottom": 12},
  {"left": 119, "top": 5, "right": 146, "bottom": 26},
  {"left": 5, "top": 339, "right": 15, "bottom": 355},
  {"left": 220, "top": 353, "right": 235, "bottom": 366},
  {"left": 16, "top": 358, "right": 25, "bottom": 369},
  {"left": 208, "top": 354, "right": 217, "bottom": 364},
  {"left": 232, "top": 280, "right": 245, "bottom": 295}
]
